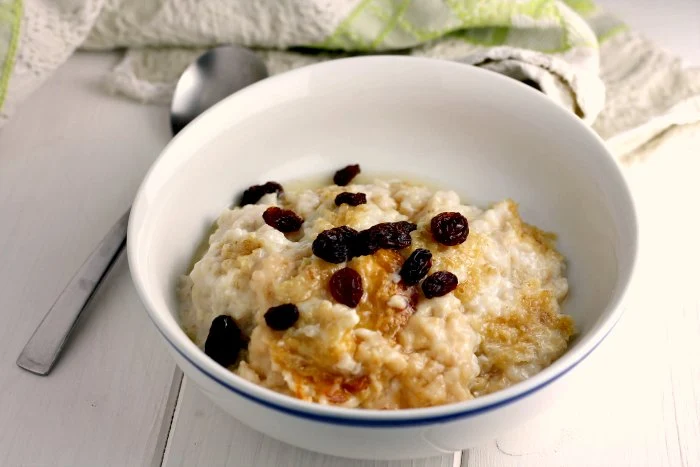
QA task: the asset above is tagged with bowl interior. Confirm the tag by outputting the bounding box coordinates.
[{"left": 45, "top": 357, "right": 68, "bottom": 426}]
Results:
[{"left": 129, "top": 56, "right": 637, "bottom": 411}]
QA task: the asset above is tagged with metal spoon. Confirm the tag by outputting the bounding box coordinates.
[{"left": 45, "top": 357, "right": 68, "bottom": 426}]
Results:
[
  {"left": 170, "top": 45, "right": 268, "bottom": 135},
  {"left": 17, "top": 45, "right": 269, "bottom": 376}
]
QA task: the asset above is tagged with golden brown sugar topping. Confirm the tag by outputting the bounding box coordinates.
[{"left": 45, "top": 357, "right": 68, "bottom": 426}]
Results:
[
  {"left": 351, "top": 250, "right": 417, "bottom": 339},
  {"left": 470, "top": 289, "right": 575, "bottom": 397}
]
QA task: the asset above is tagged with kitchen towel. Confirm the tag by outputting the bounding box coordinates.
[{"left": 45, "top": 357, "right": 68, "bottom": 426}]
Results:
[{"left": 1, "top": 0, "right": 699, "bottom": 158}]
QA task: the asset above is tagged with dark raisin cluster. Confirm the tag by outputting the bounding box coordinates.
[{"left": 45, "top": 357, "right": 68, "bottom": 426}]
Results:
[
  {"left": 312, "top": 221, "right": 417, "bottom": 264},
  {"left": 311, "top": 165, "right": 473, "bottom": 303}
]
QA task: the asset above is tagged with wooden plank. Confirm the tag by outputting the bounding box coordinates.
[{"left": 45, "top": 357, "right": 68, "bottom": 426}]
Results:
[
  {"left": 462, "top": 124, "right": 700, "bottom": 467},
  {"left": 0, "top": 52, "right": 179, "bottom": 465},
  {"left": 162, "top": 379, "right": 459, "bottom": 467}
]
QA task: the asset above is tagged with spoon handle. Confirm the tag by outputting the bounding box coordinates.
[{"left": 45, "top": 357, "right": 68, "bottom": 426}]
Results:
[{"left": 16, "top": 209, "right": 130, "bottom": 375}]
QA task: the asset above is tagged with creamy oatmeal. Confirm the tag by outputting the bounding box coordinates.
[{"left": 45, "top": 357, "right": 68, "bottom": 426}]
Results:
[{"left": 179, "top": 168, "right": 574, "bottom": 409}]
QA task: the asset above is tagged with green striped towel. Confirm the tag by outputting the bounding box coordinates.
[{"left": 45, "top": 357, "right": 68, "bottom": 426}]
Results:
[{"left": 1, "top": 0, "right": 699, "bottom": 158}]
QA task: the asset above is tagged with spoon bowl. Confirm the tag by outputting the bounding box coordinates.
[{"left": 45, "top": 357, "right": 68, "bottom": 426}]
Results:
[{"left": 170, "top": 45, "right": 269, "bottom": 135}]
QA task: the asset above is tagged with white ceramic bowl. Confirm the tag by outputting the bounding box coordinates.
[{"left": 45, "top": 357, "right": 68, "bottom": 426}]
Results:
[{"left": 128, "top": 56, "right": 637, "bottom": 460}]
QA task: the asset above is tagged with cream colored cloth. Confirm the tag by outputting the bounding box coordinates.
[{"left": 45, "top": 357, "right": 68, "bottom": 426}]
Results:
[
  {"left": 1, "top": 0, "right": 699, "bottom": 158},
  {"left": 593, "top": 32, "right": 700, "bottom": 157}
]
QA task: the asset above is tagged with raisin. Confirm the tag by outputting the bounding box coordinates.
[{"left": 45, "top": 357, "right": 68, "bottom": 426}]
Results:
[
  {"left": 329, "top": 267, "right": 363, "bottom": 308},
  {"left": 333, "top": 164, "right": 361, "bottom": 186},
  {"left": 264, "top": 304, "right": 300, "bottom": 331},
  {"left": 399, "top": 248, "right": 433, "bottom": 285},
  {"left": 262, "top": 207, "right": 303, "bottom": 233},
  {"left": 352, "top": 221, "right": 417, "bottom": 256},
  {"left": 312, "top": 226, "right": 358, "bottom": 263},
  {"left": 421, "top": 271, "right": 458, "bottom": 298},
  {"left": 204, "top": 315, "right": 245, "bottom": 367},
  {"left": 335, "top": 192, "right": 367, "bottom": 207},
  {"left": 239, "top": 181, "right": 283, "bottom": 206},
  {"left": 431, "top": 212, "right": 469, "bottom": 246}
]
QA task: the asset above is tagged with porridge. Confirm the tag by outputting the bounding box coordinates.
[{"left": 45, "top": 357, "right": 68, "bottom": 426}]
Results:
[{"left": 178, "top": 165, "right": 575, "bottom": 409}]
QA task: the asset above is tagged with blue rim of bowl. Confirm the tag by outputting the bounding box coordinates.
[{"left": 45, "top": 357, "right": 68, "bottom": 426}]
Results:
[{"left": 154, "top": 315, "right": 619, "bottom": 427}]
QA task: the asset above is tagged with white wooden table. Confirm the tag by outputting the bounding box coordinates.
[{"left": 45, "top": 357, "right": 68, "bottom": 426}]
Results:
[{"left": 1, "top": 1, "right": 699, "bottom": 465}]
